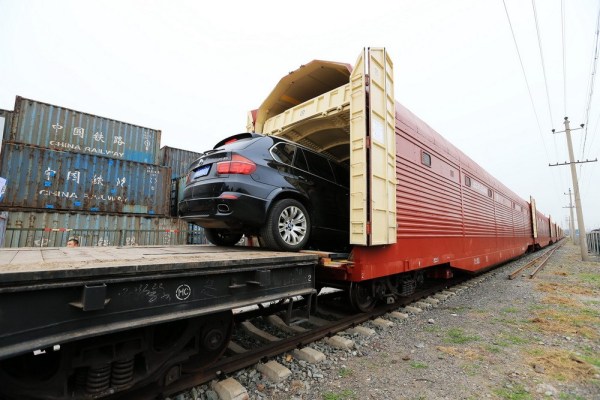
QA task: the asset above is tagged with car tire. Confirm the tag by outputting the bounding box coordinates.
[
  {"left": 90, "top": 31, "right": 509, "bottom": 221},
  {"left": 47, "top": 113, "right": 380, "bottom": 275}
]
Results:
[
  {"left": 260, "top": 199, "right": 310, "bottom": 251},
  {"left": 205, "top": 229, "right": 243, "bottom": 247}
]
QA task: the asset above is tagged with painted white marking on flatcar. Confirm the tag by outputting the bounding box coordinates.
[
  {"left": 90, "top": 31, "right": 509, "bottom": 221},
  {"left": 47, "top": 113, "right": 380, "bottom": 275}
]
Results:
[{"left": 176, "top": 284, "right": 192, "bottom": 301}]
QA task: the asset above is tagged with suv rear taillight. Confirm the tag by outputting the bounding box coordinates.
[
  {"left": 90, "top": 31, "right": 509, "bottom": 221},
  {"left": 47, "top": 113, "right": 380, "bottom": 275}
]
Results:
[{"left": 216, "top": 154, "right": 257, "bottom": 175}]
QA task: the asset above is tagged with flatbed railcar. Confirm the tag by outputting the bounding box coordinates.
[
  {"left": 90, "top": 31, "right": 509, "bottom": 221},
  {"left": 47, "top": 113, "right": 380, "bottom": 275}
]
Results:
[{"left": 0, "top": 245, "right": 317, "bottom": 399}]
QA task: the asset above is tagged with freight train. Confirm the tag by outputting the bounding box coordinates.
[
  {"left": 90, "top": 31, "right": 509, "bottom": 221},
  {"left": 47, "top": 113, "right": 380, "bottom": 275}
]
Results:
[
  {"left": 240, "top": 47, "right": 563, "bottom": 311},
  {"left": 0, "top": 48, "right": 562, "bottom": 399}
]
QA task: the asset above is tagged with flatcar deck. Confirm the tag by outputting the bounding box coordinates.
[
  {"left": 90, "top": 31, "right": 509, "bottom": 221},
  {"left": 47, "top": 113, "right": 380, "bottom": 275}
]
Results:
[
  {"left": 0, "top": 245, "right": 318, "bottom": 284},
  {"left": 0, "top": 245, "right": 317, "bottom": 363}
]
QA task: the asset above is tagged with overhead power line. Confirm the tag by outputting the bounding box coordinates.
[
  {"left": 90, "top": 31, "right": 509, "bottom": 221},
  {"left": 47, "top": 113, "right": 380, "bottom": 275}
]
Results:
[
  {"left": 562, "top": 0, "right": 567, "bottom": 117},
  {"left": 531, "top": 0, "right": 554, "bottom": 126},
  {"left": 581, "top": 3, "right": 600, "bottom": 161},
  {"left": 502, "top": 0, "right": 549, "bottom": 160}
]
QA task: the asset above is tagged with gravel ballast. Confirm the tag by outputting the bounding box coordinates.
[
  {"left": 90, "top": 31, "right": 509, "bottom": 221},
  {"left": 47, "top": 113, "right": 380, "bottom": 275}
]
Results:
[{"left": 174, "top": 241, "right": 600, "bottom": 400}]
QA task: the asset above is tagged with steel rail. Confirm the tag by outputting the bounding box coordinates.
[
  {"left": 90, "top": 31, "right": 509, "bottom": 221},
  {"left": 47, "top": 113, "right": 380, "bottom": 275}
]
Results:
[
  {"left": 507, "top": 240, "right": 565, "bottom": 280},
  {"left": 529, "top": 240, "right": 566, "bottom": 279},
  {"left": 116, "top": 278, "right": 466, "bottom": 400}
]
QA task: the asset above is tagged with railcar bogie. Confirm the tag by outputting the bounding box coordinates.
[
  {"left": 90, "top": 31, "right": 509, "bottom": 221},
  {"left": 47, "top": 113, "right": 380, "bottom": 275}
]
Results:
[{"left": 0, "top": 313, "right": 232, "bottom": 399}]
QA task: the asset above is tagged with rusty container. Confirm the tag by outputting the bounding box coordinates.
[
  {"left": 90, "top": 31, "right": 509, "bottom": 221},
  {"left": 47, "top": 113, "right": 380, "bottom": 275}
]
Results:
[
  {"left": 159, "top": 145, "right": 202, "bottom": 179},
  {"left": 5, "top": 96, "right": 161, "bottom": 164},
  {"left": 0, "top": 143, "right": 170, "bottom": 215},
  {"left": 2, "top": 210, "right": 195, "bottom": 247}
]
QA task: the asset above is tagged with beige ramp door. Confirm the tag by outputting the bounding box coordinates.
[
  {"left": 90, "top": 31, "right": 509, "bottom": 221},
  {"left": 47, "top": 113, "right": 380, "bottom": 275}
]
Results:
[
  {"left": 530, "top": 196, "right": 538, "bottom": 239},
  {"left": 349, "top": 48, "right": 396, "bottom": 246}
]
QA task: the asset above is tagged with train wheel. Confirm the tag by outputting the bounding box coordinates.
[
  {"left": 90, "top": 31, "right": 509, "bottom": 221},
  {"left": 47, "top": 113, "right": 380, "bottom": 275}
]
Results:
[
  {"left": 182, "top": 311, "right": 233, "bottom": 372},
  {"left": 349, "top": 281, "right": 377, "bottom": 312}
]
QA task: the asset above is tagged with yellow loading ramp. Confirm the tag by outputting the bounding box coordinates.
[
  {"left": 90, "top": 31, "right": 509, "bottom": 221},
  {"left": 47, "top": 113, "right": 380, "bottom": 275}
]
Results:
[{"left": 254, "top": 48, "right": 396, "bottom": 246}]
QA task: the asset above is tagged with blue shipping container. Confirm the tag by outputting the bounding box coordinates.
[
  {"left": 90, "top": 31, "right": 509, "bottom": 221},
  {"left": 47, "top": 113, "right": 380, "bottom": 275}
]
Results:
[
  {"left": 5, "top": 96, "right": 161, "bottom": 164},
  {"left": 3, "top": 210, "right": 195, "bottom": 247},
  {"left": 0, "top": 109, "right": 12, "bottom": 148},
  {"left": 0, "top": 211, "right": 7, "bottom": 247},
  {"left": 159, "top": 146, "right": 202, "bottom": 179},
  {"left": 0, "top": 143, "right": 170, "bottom": 215}
]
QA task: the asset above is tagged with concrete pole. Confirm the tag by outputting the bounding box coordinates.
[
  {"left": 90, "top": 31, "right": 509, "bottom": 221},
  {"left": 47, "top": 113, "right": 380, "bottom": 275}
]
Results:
[
  {"left": 564, "top": 118, "right": 589, "bottom": 261},
  {"left": 565, "top": 188, "right": 575, "bottom": 242}
]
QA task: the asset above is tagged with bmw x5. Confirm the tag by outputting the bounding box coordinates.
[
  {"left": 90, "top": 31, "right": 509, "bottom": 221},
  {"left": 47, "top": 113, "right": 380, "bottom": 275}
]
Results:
[{"left": 178, "top": 133, "right": 349, "bottom": 251}]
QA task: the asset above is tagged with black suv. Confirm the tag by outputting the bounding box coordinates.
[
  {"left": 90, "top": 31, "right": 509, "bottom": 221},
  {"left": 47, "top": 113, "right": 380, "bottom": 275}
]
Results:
[{"left": 179, "top": 133, "right": 349, "bottom": 251}]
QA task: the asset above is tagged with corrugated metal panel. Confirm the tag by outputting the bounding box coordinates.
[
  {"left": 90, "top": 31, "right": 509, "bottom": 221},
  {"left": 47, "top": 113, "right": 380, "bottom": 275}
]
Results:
[
  {"left": 0, "top": 109, "right": 12, "bottom": 153},
  {"left": 169, "top": 176, "right": 188, "bottom": 217},
  {"left": 0, "top": 143, "right": 170, "bottom": 215},
  {"left": 396, "top": 135, "right": 463, "bottom": 238},
  {"left": 159, "top": 146, "right": 202, "bottom": 179},
  {"left": 3, "top": 211, "right": 190, "bottom": 247},
  {"left": 6, "top": 96, "right": 161, "bottom": 164},
  {"left": 349, "top": 49, "right": 368, "bottom": 245},
  {"left": 367, "top": 47, "right": 396, "bottom": 245},
  {"left": 0, "top": 211, "right": 7, "bottom": 247}
]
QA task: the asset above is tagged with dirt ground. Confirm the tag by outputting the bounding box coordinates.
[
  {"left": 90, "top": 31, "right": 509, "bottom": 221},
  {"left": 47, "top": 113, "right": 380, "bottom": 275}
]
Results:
[{"left": 258, "top": 241, "right": 599, "bottom": 400}]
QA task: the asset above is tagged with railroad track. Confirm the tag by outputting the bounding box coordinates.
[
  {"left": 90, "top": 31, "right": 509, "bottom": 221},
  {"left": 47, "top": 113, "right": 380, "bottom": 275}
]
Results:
[
  {"left": 110, "top": 279, "right": 466, "bottom": 399},
  {"left": 113, "top": 243, "right": 565, "bottom": 400},
  {"left": 508, "top": 240, "right": 566, "bottom": 280}
]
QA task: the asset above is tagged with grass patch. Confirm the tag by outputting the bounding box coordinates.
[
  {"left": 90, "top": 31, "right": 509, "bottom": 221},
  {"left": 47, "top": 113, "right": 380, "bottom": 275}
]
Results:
[
  {"left": 525, "top": 347, "right": 598, "bottom": 382},
  {"left": 541, "top": 295, "right": 583, "bottom": 308},
  {"left": 462, "top": 362, "right": 480, "bottom": 376},
  {"left": 485, "top": 344, "right": 502, "bottom": 353},
  {"left": 492, "top": 331, "right": 529, "bottom": 347},
  {"left": 579, "top": 346, "right": 600, "bottom": 369},
  {"left": 501, "top": 307, "right": 519, "bottom": 313},
  {"left": 537, "top": 282, "right": 594, "bottom": 296},
  {"left": 423, "top": 325, "right": 442, "bottom": 333},
  {"left": 338, "top": 367, "right": 353, "bottom": 378},
  {"left": 322, "top": 389, "right": 357, "bottom": 400},
  {"left": 445, "top": 328, "right": 480, "bottom": 344},
  {"left": 578, "top": 273, "right": 600, "bottom": 287},
  {"left": 529, "top": 307, "right": 599, "bottom": 339},
  {"left": 436, "top": 346, "right": 483, "bottom": 360},
  {"left": 558, "top": 394, "right": 586, "bottom": 400},
  {"left": 410, "top": 361, "right": 428, "bottom": 369},
  {"left": 493, "top": 384, "right": 532, "bottom": 400}
]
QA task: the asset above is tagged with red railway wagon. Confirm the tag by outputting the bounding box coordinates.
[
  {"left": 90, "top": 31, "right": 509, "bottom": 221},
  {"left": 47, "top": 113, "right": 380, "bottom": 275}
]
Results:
[
  {"left": 348, "top": 102, "right": 535, "bottom": 280},
  {"left": 251, "top": 48, "right": 553, "bottom": 310},
  {"left": 533, "top": 208, "right": 552, "bottom": 249}
]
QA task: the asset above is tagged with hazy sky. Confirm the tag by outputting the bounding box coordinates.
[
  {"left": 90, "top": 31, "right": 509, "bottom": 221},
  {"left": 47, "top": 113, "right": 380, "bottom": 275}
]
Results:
[{"left": 1, "top": 0, "right": 599, "bottom": 230}]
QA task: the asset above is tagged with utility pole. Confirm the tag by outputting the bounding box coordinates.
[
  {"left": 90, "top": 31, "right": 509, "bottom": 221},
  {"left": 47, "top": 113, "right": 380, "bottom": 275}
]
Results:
[
  {"left": 550, "top": 117, "right": 597, "bottom": 261},
  {"left": 563, "top": 188, "right": 575, "bottom": 243}
]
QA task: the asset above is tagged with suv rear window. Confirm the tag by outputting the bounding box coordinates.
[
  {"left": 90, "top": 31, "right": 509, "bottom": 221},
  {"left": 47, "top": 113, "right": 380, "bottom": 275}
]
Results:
[{"left": 271, "top": 143, "right": 296, "bottom": 165}]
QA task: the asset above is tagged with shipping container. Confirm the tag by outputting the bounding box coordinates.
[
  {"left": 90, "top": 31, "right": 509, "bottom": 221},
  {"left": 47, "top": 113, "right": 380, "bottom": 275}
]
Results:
[
  {"left": 0, "top": 143, "right": 170, "bottom": 215},
  {"left": 2, "top": 210, "right": 205, "bottom": 247},
  {"left": 169, "top": 176, "right": 187, "bottom": 217},
  {"left": 0, "top": 109, "right": 12, "bottom": 152},
  {"left": 159, "top": 145, "right": 203, "bottom": 179},
  {"left": 5, "top": 96, "right": 161, "bottom": 164},
  {"left": 0, "top": 211, "right": 7, "bottom": 247}
]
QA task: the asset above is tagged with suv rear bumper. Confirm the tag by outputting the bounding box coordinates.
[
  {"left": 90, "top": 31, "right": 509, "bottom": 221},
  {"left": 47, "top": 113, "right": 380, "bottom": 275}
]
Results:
[{"left": 179, "top": 193, "right": 268, "bottom": 230}]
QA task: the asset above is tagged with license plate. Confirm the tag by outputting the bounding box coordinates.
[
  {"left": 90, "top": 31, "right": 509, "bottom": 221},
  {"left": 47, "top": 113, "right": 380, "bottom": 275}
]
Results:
[{"left": 193, "top": 164, "right": 211, "bottom": 178}]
